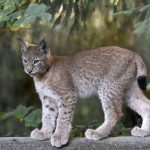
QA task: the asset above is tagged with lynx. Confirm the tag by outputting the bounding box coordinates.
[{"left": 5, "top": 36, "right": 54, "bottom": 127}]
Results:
[{"left": 19, "top": 37, "right": 150, "bottom": 148}]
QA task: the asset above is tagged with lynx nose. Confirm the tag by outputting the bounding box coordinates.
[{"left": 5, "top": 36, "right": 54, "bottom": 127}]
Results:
[{"left": 27, "top": 69, "right": 32, "bottom": 74}]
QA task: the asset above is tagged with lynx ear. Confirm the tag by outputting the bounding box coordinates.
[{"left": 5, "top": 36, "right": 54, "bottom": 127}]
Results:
[
  {"left": 18, "top": 36, "right": 29, "bottom": 53},
  {"left": 37, "top": 38, "right": 48, "bottom": 54}
]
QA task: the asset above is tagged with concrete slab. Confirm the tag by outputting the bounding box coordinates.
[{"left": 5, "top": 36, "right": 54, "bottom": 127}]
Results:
[{"left": 0, "top": 136, "right": 150, "bottom": 150}]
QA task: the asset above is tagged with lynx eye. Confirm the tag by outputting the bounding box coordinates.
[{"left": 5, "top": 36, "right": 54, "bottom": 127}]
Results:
[
  {"left": 22, "top": 59, "right": 27, "bottom": 64},
  {"left": 33, "top": 59, "right": 40, "bottom": 65}
]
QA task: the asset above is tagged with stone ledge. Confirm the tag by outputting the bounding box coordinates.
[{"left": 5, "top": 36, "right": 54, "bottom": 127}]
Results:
[{"left": 0, "top": 136, "right": 150, "bottom": 150}]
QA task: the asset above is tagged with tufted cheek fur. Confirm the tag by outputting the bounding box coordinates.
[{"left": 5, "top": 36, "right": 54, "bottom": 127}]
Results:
[{"left": 33, "top": 60, "right": 48, "bottom": 73}]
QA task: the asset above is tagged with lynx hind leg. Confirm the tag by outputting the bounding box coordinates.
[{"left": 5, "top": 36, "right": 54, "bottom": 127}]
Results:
[
  {"left": 85, "top": 87, "right": 123, "bottom": 140},
  {"left": 31, "top": 97, "right": 58, "bottom": 140},
  {"left": 126, "top": 81, "right": 150, "bottom": 137}
]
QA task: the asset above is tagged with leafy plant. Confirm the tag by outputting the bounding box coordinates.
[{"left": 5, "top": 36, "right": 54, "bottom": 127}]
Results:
[
  {"left": 0, "top": 0, "right": 51, "bottom": 29},
  {"left": 0, "top": 0, "right": 150, "bottom": 34},
  {"left": 70, "top": 120, "right": 100, "bottom": 137},
  {"left": 0, "top": 0, "right": 98, "bottom": 30},
  {"left": 0, "top": 105, "right": 42, "bottom": 128},
  {"left": 70, "top": 120, "right": 131, "bottom": 137},
  {"left": 113, "top": 3, "right": 150, "bottom": 35},
  {"left": 110, "top": 123, "right": 131, "bottom": 137},
  {"left": 1, "top": 107, "right": 131, "bottom": 137},
  {"left": 24, "top": 109, "right": 41, "bottom": 127}
]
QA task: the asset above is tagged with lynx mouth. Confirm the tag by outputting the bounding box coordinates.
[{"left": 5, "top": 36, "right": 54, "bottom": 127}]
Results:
[
  {"left": 25, "top": 71, "right": 38, "bottom": 76},
  {"left": 29, "top": 72, "right": 38, "bottom": 76},
  {"left": 27, "top": 71, "right": 46, "bottom": 77}
]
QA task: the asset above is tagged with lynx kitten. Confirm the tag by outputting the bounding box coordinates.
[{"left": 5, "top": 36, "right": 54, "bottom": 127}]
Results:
[{"left": 19, "top": 37, "right": 150, "bottom": 147}]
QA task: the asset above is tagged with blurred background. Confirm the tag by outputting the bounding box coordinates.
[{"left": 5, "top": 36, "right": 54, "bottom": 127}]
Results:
[{"left": 0, "top": 0, "right": 150, "bottom": 137}]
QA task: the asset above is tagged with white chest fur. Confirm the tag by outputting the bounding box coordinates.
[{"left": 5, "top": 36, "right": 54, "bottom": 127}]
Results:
[{"left": 34, "top": 80, "right": 59, "bottom": 100}]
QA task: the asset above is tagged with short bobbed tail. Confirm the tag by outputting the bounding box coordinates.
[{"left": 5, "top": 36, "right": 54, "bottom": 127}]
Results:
[{"left": 135, "top": 54, "right": 147, "bottom": 91}]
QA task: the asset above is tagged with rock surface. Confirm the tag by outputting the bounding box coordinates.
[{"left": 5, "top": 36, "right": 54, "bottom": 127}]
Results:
[{"left": 0, "top": 136, "right": 150, "bottom": 150}]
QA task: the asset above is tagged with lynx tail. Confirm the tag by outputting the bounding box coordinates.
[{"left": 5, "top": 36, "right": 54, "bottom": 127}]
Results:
[{"left": 135, "top": 54, "right": 147, "bottom": 91}]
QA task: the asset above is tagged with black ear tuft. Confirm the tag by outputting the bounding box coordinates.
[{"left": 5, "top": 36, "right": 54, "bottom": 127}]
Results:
[
  {"left": 17, "top": 36, "right": 28, "bottom": 52},
  {"left": 38, "top": 38, "right": 47, "bottom": 54}
]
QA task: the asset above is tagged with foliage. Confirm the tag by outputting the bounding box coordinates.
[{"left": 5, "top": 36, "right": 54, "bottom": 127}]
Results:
[
  {"left": 0, "top": 0, "right": 150, "bottom": 34},
  {"left": 70, "top": 120, "right": 131, "bottom": 137},
  {"left": 24, "top": 109, "right": 41, "bottom": 127},
  {"left": 0, "top": 0, "right": 100, "bottom": 31},
  {"left": 0, "top": 106, "right": 131, "bottom": 137},
  {"left": 0, "top": 0, "right": 51, "bottom": 29},
  {"left": 110, "top": 123, "right": 131, "bottom": 137},
  {"left": 70, "top": 120, "right": 99, "bottom": 137},
  {"left": 113, "top": 2, "right": 150, "bottom": 35},
  {"left": 0, "top": 105, "right": 42, "bottom": 128}
]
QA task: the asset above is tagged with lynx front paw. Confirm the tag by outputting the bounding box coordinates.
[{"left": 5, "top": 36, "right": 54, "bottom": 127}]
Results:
[
  {"left": 131, "top": 127, "right": 150, "bottom": 137},
  {"left": 51, "top": 133, "right": 69, "bottom": 148},
  {"left": 85, "top": 129, "right": 103, "bottom": 140},
  {"left": 30, "top": 128, "right": 51, "bottom": 140}
]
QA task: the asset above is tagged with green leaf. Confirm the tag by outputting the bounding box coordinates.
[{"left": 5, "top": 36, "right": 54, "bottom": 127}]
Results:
[
  {"left": 0, "top": 7, "right": 14, "bottom": 21},
  {"left": 0, "top": 12, "right": 6, "bottom": 22},
  {"left": 7, "top": 11, "right": 21, "bottom": 19},
  {"left": 0, "top": 111, "right": 14, "bottom": 120},
  {"left": 22, "top": 16, "right": 36, "bottom": 24},
  {"left": 87, "top": 120, "right": 99, "bottom": 129},
  {"left": 13, "top": 3, "right": 52, "bottom": 26},
  {"left": 39, "top": 12, "right": 51, "bottom": 21},
  {"left": 110, "top": 122, "right": 131, "bottom": 136},
  {"left": 0, "top": 0, "right": 6, "bottom": 4},
  {"left": 26, "top": 3, "right": 46, "bottom": 16},
  {"left": 13, "top": 16, "right": 36, "bottom": 27},
  {"left": 70, "top": 125, "right": 86, "bottom": 137},
  {"left": 70, "top": 128, "right": 83, "bottom": 137},
  {"left": 113, "top": 9, "right": 133, "bottom": 16},
  {"left": 13, "top": 17, "right": 25, "bottom": 26},
  {"left": 2, "top": 0, "right": 20, "bottom": 9},
  {"left": 113, "top": 4, "right": 150, "bottom": 17},
  {"left": 13, "top": 105, "right": 32, "bottom": 119},
  {"left": 24, "top": 109, "right": 42, "bottom": 128},
  {"left": 1, "top": 105, "right": 33, "bottom": 120},
  {"left": 133, "top": 19, "right": 150, "bottom": 34}
]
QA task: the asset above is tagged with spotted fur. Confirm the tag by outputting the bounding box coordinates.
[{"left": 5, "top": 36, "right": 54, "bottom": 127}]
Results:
[{"left": 19, "top": 38, "right": 150, "bottom": 148}]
